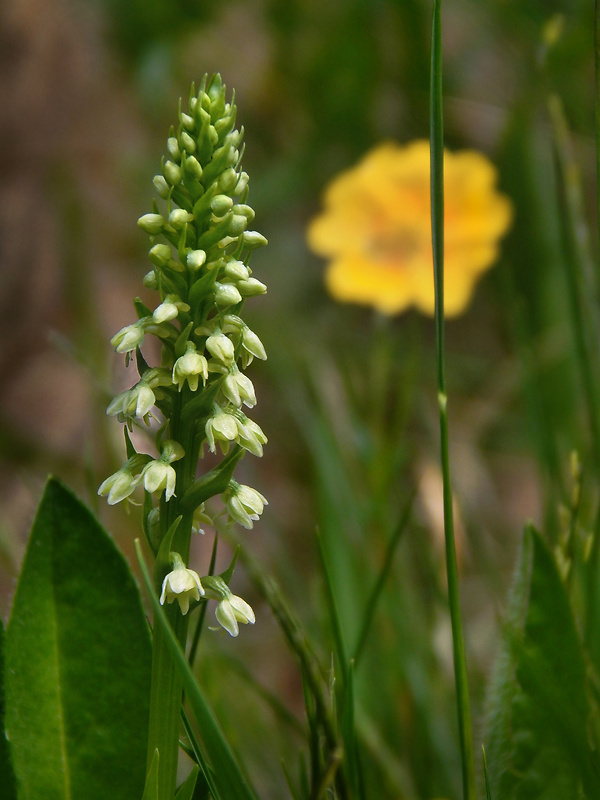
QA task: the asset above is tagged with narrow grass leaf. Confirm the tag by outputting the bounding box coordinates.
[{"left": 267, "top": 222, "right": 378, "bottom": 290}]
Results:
[
  {"left": 429, "top": 1, "right": 477, "bottom": 797},
  {"left": 135, "top": 540, "right": 258, "bottom": 800},
  {"left": 4, "top": 477, "right": 151, "bottom": 800},
  {"left": 175, "top": 765, "right": 200, "bottom": 800}
]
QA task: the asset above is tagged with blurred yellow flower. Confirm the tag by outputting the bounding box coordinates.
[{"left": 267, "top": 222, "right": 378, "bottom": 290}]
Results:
[{"left": 307, "top": 140, "right": 512, "bottom": 317}]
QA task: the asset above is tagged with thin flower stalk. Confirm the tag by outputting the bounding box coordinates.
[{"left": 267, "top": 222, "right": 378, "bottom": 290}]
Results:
[{"left": 430, "top": 3, "right": 477, "bottom": 800}]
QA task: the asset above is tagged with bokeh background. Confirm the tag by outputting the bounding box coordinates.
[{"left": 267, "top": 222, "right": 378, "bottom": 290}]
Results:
[{"left": 0, "top": 1, "right": 597, "bottom": 797}]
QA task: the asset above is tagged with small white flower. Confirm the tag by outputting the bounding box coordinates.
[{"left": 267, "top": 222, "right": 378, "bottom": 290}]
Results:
[
  {"left": 205, "top": 408, "right": 242, "bottom": 453},
  {"left": 225, "top": 483, "right": 268, "bottom": 530},
  {"left": 142, "top": 461, "right": 177, "bottom": 500},
  {"left": 203, "top": 576, "right": 255, "bottom": 637},
  {"left": 215, "top": 595, "right": 255, "bottom": 637},
  {"left": 140, "top": 440, "right": 184, "bottom": 501},
  {"left": 241, "top": 327, "right": 267, "bottom": 361},
  {"left": 110, "top": 321, "right": 146, "bottom": 354},
  {"left": 160, "top": 553, "right": 204, "bottom": 615},
  {"left": 237, "top": 416, "right": 267, "bottom": 457},
  {"left": 222, "top": 368, "right": 256, "bottom": 409},
  {"left": 98, "top": 455, "right": 148, "bottom": 505},
  {"left": 172, "top": 343, "right": 208, "bottom": 391}
]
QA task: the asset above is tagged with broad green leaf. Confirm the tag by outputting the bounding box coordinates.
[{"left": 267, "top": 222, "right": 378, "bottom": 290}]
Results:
[
  {"left": 135, "top": 540, "right": 258, "bottom": 800},
  {"left": 4, "top": 477, "right": 152, "bottom": 800},
  {"left": 0, "top": 620, "right": 17, "bottom": 800},
  {"left": 485, "top": 524, "right": 600, "bottom": 799}
]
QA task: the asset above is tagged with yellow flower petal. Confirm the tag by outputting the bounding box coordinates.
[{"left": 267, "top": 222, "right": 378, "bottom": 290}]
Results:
[{"left": 308, "top": 140, "right": 513, "bottom": 317}]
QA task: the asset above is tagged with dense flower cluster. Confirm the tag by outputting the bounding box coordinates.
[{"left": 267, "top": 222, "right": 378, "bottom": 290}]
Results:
[
  {"left": 307, "top": 140, "right": 512, "bottom": 317},
  {"left": 99, "top": 75, "right": 267, "bottom": 629}
]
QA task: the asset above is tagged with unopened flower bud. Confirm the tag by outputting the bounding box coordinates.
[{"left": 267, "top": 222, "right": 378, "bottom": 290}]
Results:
[
  {"left": 163, "top": 160, "right": 183, "bottom": 186},
  {"left": 187, "top": 249, "right": 207, "bottom": 271},
  {"left": 234, "top": 172, "right": 249, "bottom": 196},
  {"left": 211, "top": 195, "right": 234, "bottom": 216},
  {"left": 215, "top": 282, "right": 242, "bottom": 306},
  {"left": 180, "top": 112, "right": 194, "bottom": 130},
  {"left": 185, "top": 155, "right": 203, "bottom": 180},
  {"left": 222, "top": 260, "right": 249, "bottom": 281},
  {"left": 219, "top": 168, "right": 237, "bottom": 192},
  {"left": 237, "top": 278, "right": 267, "bottom": 297},
  {"left": 138, "top": 213, "right": 164, "bottom": 235},
  {"left": 234, "top": 204, "right": 255, "bottom": 222},
  {"left": 242, "top": 231, "right": 268, "bottom": 249},
  {"left": 168, "top": 209, "right": 191, "bottom": 229},
  {"left": 143, "top": 270, "right": 158, "bottom": 289},
  {"left": 153, "top": 294, "right": 190, "bottom": 323},
  {"left": 179, "top": 131, "right": 196, "bottom": 153},
  {"left": 167, "top": 137, "right": 180, "bottom": 160},
  {"left": 229, "top": 214, "right": 248, "bottom": 236},
  {"left": 153, "top": 174, "right": 170, "bottom": 199},
  {"left": 149, "top": 243, "right": 172, "bottom": 268}
]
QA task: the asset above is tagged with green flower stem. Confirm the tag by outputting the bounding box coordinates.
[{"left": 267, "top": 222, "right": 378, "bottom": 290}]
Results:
[
  {"left": 430, "top": 2, "right": 477, "bottom": 799},
  {"left": 146, "top": 404, "right": 196, "bottom": 799}
]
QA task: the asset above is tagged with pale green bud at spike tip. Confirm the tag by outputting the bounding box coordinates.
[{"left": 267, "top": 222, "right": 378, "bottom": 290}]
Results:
[
  {"left": 163, "top": 160, "right": 182, "bottom": 186},
  {"left": 185, "top": 156, "right": 203, "bottom": 180},
  {"left": 153, "top": 174, "right": 170, "bottom": 199},
  {"left": 138, "top": 213, "right": 164, "bottom": 235},
  {"left": 160, "top": 553, "right": 204, "bottom": 615}
]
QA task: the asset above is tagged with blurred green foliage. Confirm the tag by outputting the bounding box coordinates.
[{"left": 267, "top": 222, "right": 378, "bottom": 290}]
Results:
[{"left": 1, "top": 0, "right": 600, "bottom": 797}]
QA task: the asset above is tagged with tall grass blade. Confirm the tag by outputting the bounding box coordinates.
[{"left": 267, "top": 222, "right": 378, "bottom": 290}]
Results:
[{"left": 429, "top": 2, "right": 477, "bottom": 798}]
